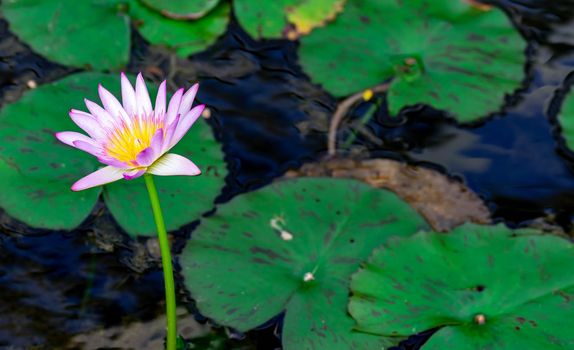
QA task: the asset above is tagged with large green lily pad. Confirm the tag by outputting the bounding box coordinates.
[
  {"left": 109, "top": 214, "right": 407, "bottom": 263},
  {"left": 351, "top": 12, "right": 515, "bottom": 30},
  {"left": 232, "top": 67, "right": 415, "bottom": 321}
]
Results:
[
  {"left": 181, "top": 178, "right": 428, "bottom": 350},
  {"left": 139, "top": 0, "right": 220, "bottom": 19},
  {"left": 349, "top": 223, "right": 574, "bottom": 349},
  {"left": 234, "top": 0, "right": 345, "bottom": 39},
  {"left": 1, "top": 0, "right": 229, "bottom": 69},
  {"left": 0, "top": 73, "right": 108, "bottom": 229},
  {"left": 1, "top": 0, "right": 130, "bottom": 70},
  {"left": 0, "top": 72, "right": 227, "bottom": 236},
  {"left": 129, "top": 0, "right": 230, "bottom": 57},
  {"left": 299, "top": 0, "right": 527, "bottom": 122}
]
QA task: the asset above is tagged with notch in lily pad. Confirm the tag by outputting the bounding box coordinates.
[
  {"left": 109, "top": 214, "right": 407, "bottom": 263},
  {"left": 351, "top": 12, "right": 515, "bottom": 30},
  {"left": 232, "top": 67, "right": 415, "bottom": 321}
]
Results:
[
  {"left": 349, "top": 223, "right": 574, "bottom": 350},
  {"left": 181, "top": 177, "right": 429, "bottom": 350},
  {"left": 298, "top": 0, "right": 527, "bottom": 122}
]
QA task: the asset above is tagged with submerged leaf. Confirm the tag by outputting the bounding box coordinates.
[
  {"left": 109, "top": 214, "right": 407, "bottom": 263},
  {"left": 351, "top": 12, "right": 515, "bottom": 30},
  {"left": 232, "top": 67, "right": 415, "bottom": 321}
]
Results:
[
  {"left": 181, "top": 178, "right": 428, "bottom": 349},
  {"left": 299, "top": 0, "right": 527, "bottom": 122},
  {"left": 349, "top": 223, "right": 574, "bottom": 349}
]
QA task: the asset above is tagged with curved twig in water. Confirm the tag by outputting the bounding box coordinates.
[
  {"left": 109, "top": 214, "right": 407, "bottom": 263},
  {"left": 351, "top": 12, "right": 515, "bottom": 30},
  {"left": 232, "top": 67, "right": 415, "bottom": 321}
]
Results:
[{"left": 327, "top": 83, "right": 389, "bottom": 156}]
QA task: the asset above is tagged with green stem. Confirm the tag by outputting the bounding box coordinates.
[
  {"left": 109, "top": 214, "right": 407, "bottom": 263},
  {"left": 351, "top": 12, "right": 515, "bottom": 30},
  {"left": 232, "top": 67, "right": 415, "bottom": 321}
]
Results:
[{"left": 144, "top": 174, "right": 177, "bottom": 350}]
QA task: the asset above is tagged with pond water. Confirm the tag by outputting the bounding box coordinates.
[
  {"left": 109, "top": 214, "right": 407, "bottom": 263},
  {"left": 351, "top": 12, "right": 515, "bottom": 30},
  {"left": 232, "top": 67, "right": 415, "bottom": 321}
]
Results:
[{"left": 1, "top": 0, "right": 574, "bottom": 349}]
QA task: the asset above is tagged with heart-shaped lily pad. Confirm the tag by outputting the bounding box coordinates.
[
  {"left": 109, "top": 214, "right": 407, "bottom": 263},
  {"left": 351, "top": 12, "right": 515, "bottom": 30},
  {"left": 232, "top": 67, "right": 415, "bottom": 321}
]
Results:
[
  {"left": 1, "top": 0, "right": 130, "bottom": 70},
  {"left": 129, "top": 0, "right": 230, "bottom": 57},
  {"left": 349, "top": 223, "right": 574, "bottom": 349},
  {"left": 139, "top": 0, "right": 220, "bottom": 19},
  {"left": 298, "top": 0, "right": 527, "bottom": 122},
  {"left": 234, "top": 0, "right": 345, "bottom": 39},
  {"left": 0, "top": 72, "right": 227, "bottom": 236},
  {"left": 181, "top": 177, "right": 428, "bottom": 350}
]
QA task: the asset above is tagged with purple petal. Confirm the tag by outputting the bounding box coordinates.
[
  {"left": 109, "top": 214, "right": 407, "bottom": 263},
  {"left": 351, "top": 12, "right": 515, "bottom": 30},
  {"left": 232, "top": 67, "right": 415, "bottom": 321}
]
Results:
[
  {"left": 135, "top": 73, "right": 152, "bottom": 118},
  {"left": 69, "top": 110, "right": 106, "bottom": 140},
  {"left": 55, "top": 131, "right": 95, "bottom": 147},
  {"left": 83, "top": 100, "right": 115, "bottom": 130},
  {"left": 71, "top": 166, "right": 123, "bottom": 191},
  {"left": 135, "top": 128, "right": 163, "bottom": 166},
  {"left": 179, "top": 83, "right": 199, "bottom": 115},
  {"left": 121, "top": 72, "right": 137, "bottom": 116},
  {"left": 72, "top": 140, "right": 103, "bottom": 157},
  {"left": 98, "top": 84, "right": 130, "bottom": 124},
  {"left": 169, "top": 105, "right": 205, "bottom": 149},
  {"left": 154, "top": 81, "right": 167, "bottom": 118},
  {"left": 148, "top": 153, "right": 201, "bottom": 176},
  {"left": 162, "top": 115, "right": 180, "bottom": 153},
  {"left": 123, "top": 168, "right": 146, "bottom": 180},
  {"left": 97, "top": 157, "right": 130, "bottom": 168},
  {"left": 165, "top": 88, "right": 184, "bottom": 125},
  {"left": 135, "top": 147, "right": 156, "bottom": 167}
]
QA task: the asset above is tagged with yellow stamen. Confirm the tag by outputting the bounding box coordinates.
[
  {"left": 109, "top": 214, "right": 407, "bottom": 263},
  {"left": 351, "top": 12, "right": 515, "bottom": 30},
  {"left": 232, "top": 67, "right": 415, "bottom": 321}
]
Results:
[{"left": 105, "top": 118, "right": 162, "bottom": 164}]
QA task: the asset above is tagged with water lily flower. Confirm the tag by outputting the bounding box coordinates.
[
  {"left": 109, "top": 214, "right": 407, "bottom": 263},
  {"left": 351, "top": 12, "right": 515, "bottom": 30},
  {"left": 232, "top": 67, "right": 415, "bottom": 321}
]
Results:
[{"left": 56, "top": 73, "right": 204, "bottom": 191}]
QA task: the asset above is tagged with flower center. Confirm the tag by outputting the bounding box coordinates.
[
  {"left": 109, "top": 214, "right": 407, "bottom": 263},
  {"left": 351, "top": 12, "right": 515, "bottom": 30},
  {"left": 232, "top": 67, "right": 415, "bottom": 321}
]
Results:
[{"left": 105, "top": 118, "right": 162, "bottom": 165}]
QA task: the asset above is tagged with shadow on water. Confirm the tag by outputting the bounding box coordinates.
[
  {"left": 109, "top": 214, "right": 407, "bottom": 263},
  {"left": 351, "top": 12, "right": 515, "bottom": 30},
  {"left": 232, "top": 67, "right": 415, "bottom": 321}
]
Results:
[{"left": 1, "top": 0, "right": 574, "bottom": 349}]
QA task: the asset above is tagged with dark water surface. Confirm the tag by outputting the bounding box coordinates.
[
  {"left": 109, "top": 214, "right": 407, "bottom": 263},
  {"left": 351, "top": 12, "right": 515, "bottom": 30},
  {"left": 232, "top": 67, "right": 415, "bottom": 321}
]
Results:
[{"left": 1, "top": 1, "right": 574, "bottom": 349}]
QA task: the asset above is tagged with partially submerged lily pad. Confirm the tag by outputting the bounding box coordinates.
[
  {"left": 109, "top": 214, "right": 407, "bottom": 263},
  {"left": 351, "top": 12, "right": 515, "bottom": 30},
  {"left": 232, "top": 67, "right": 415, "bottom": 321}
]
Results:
[
  {"left": 234, "top": 0, "right": 345, "bottom": 40},
  {"left": 299, "top": 0, "right": 527, "bottom": 122},
  {"left": 1, "top": 0, "right": 130, "bottom": 69},
  {"left": 349, "top": 223, "right": 574, "bottom": 349},
  {"left": 139, "top": 0, "right": 220, "bottom": 19},
  {"left": 181, "top": 178, "right": 428, "bottom": 350},
  {"left": 286, "top": 157, "right": 491, "bottom": 232},
  {"left": 0, "top": 72, "right": 227, "bottom": 236}
]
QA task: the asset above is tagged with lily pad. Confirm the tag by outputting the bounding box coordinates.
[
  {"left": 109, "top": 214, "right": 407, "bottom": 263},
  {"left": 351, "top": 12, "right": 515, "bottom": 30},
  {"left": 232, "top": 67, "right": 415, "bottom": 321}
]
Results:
[
  {"left": 298, "top": 0, "right": 527, "bottom": 122},
  {"left": 557, "top": 87, "right": 574, "bottom": 152},
  {"left": 0, "top": 73, "right": 110, "bottom": 229},
  {"left": 139, "top": 0, "right": 220, "bottom": 19},
  {"left": 234, "top": 0, "right": 345, "bottom": 39},
  {"left": 349, "top": 223, "right": 574, "bottom": 349},
  {"left": 129, "top": 0, "right": 230, "bottom": 57},
  {"left": 1, "top": 0, "right": 130, "bottom": 69},
  {"left": 103, "top": 117, "right": 227, "bottom": 237},
  {"left": 0, "top": 72, "right": 227, "bottom": 236},
  {"left": 181, "top": 178, "right": 428, "bottom": 350}
]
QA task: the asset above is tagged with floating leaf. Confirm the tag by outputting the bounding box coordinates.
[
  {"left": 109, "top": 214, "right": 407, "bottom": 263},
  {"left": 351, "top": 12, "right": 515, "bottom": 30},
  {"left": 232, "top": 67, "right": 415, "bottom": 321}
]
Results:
[
  {"left": 0, "top": 72, "right": 227, "bottom": 236},
  {"left": 129, "top": 0, "right": 230, "bottom": 57},
  {"left": 1, "top": 0, "right": 130, "bottom": 69},
  {"left": 104, "top": 117, "right": 227, "bottom": 237},
  {"left": 0, "top": 73, "right": 111, "bottom": 229},
  {"left": 299, "top": 0, "right": 527, "bottom": 122},
  {"left": 139, "top": 0, "right": 220, "bottom": 19},
  {"left": 234, "top": 0, "right": 345, "bottom": 40},
  {"left": 181, "top": 178, "right": 428, "bottom": 350},
  {"left": 349, "top": 224, "right": 574, "bottom": 350},
  {"left": 557, "top": 87, "right": 574, "bottom": 152}
]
